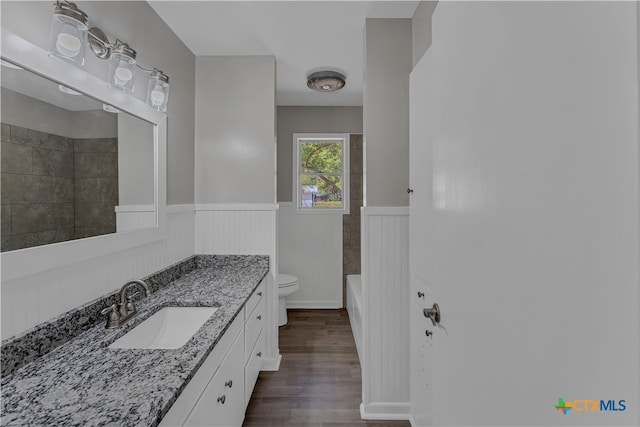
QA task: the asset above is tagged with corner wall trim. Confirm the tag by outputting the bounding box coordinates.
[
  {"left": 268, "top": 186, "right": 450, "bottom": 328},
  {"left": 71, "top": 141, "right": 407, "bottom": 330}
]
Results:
[
  {"left": 166, "top": 204, "right": 196, "bottom": 213},
  {"left": 286, "top": 301, "right": 343, "bottom": 309},
  {"left": 361, "top": 206, "right": 409, "bottom": 216},
  {"left": 260, "top": 354, "right": 282, "bottom": 371},
  {"left": 195, "top": 204, "right": 279, "bottom": 211},
  {"left": 360, "top": 402, "right": 411, "bottom": 420}
]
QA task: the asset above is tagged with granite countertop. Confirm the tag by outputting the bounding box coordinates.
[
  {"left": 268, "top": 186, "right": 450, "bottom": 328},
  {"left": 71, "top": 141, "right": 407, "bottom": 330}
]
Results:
[{"left": 1, "top": 255, "right": 269, "bottom": 427}]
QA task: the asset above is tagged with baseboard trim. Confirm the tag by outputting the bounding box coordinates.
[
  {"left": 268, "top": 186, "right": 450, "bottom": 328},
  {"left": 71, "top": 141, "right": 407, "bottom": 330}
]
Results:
[
  {"left": 260, "top": 354, "right": 281, "bottom": 371},
  {"left": 286, "top": 301, "right": 343, "bottom": 309},
  {"left": 360, "top": 402, "right": 411, "bottom": 420}
]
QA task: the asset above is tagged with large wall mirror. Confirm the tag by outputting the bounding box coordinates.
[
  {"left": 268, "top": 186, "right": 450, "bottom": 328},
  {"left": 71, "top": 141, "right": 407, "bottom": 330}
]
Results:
[
  {"left": 1, "top": 63, "right": 155, "bottom": 252},
  {"left": 1, "top": 30, "right": 166, "bottom": 281}
]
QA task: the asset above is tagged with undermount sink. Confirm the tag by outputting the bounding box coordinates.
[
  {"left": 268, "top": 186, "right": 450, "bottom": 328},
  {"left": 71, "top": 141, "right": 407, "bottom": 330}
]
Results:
[{"left": 109, "top": 306, "right": 218, "bottom": 349}]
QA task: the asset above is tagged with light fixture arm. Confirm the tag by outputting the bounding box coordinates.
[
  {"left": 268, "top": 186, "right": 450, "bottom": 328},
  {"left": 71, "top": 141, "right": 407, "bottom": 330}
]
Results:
[{"left": 88, "top": 27, "right": 111, "bottom": 59}]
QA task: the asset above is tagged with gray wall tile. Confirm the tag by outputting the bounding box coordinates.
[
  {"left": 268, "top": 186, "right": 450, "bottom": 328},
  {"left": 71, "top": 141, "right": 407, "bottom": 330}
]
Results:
[
  {"left": 74, "top": 178, "right": 100, "bottom": 202},
  {"left": 74, "top": 153, "right": 85, "bottom": 177},
  {"left": 1, "top": 204, "right": 11, "bottom": 236},
  {"left": 32, "top": 148, "right": 73, "bottom": 177},
  {"left": 53, "top": 177, "right": 74, "bottom": 203},
  {"left": 1, "top": 142, "right": 32, "bottom": 174},
  {"left": 1, "top": 175, "right": 53, "bottom": 204},
  {"left": 33, "top": 228, "right": 74, "bottom": 246},
  {"left": 83, "top": 152, "right": 118, "bottom": 178},
  {"left": 1, "top": 128, "right": 119, "bottom": 251},
  {"left": 100, "top": 178, "right": 118, "bottom": 203},
  {"left": 1, "top": 234, "right": 34, "bottom": 251},
  {"left": 74, "top": 203, "right": 115, "bottom": 229},
  {"left": 11, "top": 126, "right": 72, "bottom": 152},
  {"left": 1, "top": 123, "right": 10, "bottom": 142},
  {"left": 73, "top": 138, "right": 118, "bottom": 153},
  {"left": 11, "top": 204, "right": 73, "bottom": 234}
]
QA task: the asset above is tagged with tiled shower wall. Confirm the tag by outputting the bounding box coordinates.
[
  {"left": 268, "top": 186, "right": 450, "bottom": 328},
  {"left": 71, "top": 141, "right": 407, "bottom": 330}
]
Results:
[
  {"left": 343, "top": 133, "right": 363, "bottom": 304},
  {"left": 1, "top": 123, "right": 117, "bottom": 251}
]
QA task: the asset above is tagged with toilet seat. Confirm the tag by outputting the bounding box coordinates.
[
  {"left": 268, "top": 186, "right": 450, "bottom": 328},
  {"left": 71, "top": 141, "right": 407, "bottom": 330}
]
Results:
[{"left": 278, "top": 274, "right": 298, "bottom": 288}]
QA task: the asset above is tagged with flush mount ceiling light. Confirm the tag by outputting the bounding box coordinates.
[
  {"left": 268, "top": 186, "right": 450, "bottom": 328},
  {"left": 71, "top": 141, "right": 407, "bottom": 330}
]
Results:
[{"left": 307, "top": 71, "right": 346, "bottom": 92}]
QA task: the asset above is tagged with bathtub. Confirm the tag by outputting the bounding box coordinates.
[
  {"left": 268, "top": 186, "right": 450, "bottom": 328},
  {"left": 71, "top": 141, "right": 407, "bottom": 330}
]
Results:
[{"left": 346, "top": 274, "right": 363, "bottom": 363}]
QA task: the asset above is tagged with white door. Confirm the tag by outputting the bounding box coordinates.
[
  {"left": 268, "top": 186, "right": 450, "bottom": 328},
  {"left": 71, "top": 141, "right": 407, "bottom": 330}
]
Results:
[{"left": 410, "top": 2, "right": 638, "bottom": 426}]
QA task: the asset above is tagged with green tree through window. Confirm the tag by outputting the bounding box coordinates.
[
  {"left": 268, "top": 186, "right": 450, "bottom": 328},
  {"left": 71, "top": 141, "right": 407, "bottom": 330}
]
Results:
[{"left": 295, "top": 135, "right": 349, "bottom": 210}]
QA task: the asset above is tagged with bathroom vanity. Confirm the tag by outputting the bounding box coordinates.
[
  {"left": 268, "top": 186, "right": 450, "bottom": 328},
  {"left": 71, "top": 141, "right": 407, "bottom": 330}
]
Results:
[{"left": 0, "top": 255, "right": 268, "bottom": 427}]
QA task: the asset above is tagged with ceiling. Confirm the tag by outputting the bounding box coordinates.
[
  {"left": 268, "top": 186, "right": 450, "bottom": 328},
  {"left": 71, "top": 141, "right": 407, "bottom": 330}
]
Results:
[{"left": 148, "top": 1, "right": 419, "bottom": 106}]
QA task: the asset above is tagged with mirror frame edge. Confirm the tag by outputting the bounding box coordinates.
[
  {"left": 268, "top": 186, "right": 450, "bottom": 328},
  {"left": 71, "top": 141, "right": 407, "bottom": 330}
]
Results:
[{"left": 0, "top": 29, "right": 167, "bottom": 282}]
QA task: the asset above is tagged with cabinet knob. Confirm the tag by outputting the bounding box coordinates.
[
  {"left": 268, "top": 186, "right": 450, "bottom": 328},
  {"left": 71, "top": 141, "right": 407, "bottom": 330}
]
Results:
[
  {"left": 257, "top": 352, "right": 262, "bottom": 357},
  {"left": 225, "top": 380, "right": 233, "bottom": 388},
  {"left": 407, "top": 188, "right": 414, "bottom": 194},
  {"left": 257, "top": 291, "right": 263, "bottom": 297},
  {"left": 257, "top": 315, "right": 262, "bottom": 320},
  {"left": 217, "top": 395, "right": 226, "bottom": 404},
  {"left": 417, "top": 291, "right": 425, "bottom": 299}
]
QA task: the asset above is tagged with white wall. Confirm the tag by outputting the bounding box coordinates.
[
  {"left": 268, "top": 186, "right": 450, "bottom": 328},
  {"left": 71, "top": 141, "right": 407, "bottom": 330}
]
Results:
[
  {"left": 361, "top": 207, "right": 410, "bottom": 419},
  {"left": 411, "top": 1, "right": 438, "bottom": 67},
  {"left": 277, "top": 106, "right": 363, "bottom": 202},
  {"left": 118, "top": 114, "right": 154, "bottom": 206},
  {"left": 195, "top": 56, "right": 276, "bottom": 204},
  {"left": 0, "top": 88, "right": 117, "bottom": 139},
  {"left": 363, "top": 19, "right": 412, "bottom": 207},
  {"left": 0, "top": 0, "right": 196, "bottom": 205},
  {"left": 278, "top": 203, "right": 343, "bottom": 308}
]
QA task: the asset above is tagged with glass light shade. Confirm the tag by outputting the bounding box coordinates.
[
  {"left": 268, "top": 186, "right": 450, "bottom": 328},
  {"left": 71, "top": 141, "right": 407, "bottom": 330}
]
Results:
[
  {"left": 48, "top": 7, "right": 88, "bottom": 66},
  {"left": 146, "top": 71, "right": 170, "bottom": 112},
  {"left": 108, "top": 52, "right": 136, "bottom": 93}
]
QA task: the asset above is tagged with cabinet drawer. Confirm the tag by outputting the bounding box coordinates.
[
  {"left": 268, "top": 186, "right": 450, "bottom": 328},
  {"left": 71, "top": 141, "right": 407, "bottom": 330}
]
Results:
[
  {"left": 244, "top": 280, "right": 265, "bottom": 322},
  {"left": 244, "top": 296, "right": 265, "bottom": 364},
  {"left": 244, "top": 330, "right": 264, "bottom": 408},
  {"left": 184, "top": 326, "right": 246, "bottom": 427},
  {"left": 159, "top": 310, "right": 244, "bottom": 427}
]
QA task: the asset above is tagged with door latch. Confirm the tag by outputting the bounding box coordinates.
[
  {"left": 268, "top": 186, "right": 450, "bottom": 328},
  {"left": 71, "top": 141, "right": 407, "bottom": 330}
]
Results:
[{"left": 423, "top": 303, "right": 441, "bottom": 326}]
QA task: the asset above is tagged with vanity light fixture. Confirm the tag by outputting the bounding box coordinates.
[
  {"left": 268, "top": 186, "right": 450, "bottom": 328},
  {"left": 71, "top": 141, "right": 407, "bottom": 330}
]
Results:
[
  {"left": 103, "top": 104, "right": 121, "bottom": 113},
  {"left": 48, "top": 1, "right": 170, "bottom": 108},
  {"left": 106, "top": 41, "right": 137, "bottom": 93},
  {"left": 307, "top": 70, "right": 346, "bottom": 92},
  {"left": 146, "top": 69, "right": 170, "bottom": 112},
  {"left": 58, "top": 84, "right": 82, "bottom": 95},
  {"left": 48, "top": 1, "right": 88, "bottom": 66}
]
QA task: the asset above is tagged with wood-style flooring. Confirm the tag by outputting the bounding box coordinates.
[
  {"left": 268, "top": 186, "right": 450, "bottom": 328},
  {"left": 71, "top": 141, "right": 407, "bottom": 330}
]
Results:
[{"left": 243, "top": 309, "right": 410, "bottom": 427}]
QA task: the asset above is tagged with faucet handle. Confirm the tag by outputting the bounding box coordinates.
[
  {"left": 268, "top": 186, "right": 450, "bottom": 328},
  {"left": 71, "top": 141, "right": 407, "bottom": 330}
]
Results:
[
  {"left": 125, "top": 292, "right": 140, "bottom": 313},
  {"left": 101, "top": 304, "right": 120, "bottom": 329}
]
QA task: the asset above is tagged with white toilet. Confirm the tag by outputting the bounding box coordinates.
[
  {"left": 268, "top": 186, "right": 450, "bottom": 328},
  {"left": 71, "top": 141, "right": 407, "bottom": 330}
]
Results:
[{"left": 277, "top": 273, "right": 299, "bottom": 326}]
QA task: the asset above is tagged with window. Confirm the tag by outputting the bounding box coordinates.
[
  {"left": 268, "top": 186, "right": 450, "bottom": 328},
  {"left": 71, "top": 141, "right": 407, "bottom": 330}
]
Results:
[{"left": 294, "top": 133, "right": 349, "bottom": 213}]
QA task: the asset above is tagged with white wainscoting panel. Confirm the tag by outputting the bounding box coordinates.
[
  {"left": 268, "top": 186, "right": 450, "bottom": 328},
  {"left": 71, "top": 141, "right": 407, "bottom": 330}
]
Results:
[
  {"left": 116, "top": 205, "right": 157, "bottom": 232},
  {"left": 360, "top": 207, "right": 410, "bottom": 420},
  {"left": 195, "top": 204, "right": 280, "bottom": 370},
  {"left": 1, "top": 205, "right": 196, "bottom": 339},
  {"left": 277, "top": 203, "right": 343, "bottom": 308}
]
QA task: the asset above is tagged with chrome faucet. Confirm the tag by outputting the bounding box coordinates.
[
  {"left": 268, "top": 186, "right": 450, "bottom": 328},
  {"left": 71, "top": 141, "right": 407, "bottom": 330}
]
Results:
[{"left": 101, "top": 280, "right": 151, "bottom": 328}]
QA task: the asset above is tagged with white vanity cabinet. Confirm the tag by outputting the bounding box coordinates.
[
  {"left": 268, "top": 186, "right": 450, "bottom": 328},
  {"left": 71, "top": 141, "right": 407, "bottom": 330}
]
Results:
[
  {"left": 243, "top": 280, "right": 265, "bottom": 407},
  {"left": 160, "top": 280, "right": 266, "bottom": 427}
]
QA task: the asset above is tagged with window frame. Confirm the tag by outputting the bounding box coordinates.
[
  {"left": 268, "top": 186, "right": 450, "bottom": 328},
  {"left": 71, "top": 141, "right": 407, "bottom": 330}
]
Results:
[{"left": 293, "top": 133, "right": 350, "bottom": 215}]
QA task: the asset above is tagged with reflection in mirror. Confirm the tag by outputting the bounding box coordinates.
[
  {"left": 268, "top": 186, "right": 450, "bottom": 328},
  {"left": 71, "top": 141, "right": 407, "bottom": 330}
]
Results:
[{"left": 1, "top": 60, "right": 155, "bottom": 252}]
